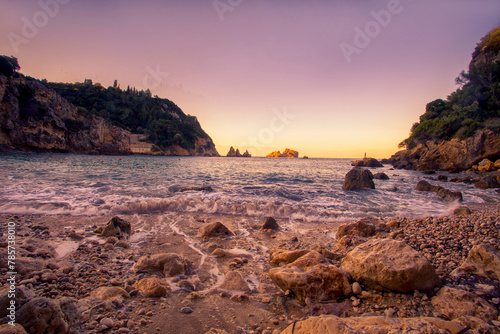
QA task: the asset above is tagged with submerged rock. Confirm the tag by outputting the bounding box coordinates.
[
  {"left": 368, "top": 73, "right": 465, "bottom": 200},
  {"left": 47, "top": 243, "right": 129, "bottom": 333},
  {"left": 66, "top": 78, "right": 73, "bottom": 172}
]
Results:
[
  {"left": 475, "top": 175, "right": 500, "bottom": 189},
  {"left": 269, "top": 251, "right": 352, "bottom": 302},
  {"left": 342, "top": 168, "right": 375, "bottom": 190},
  {"left": 416, "top": 180, "right": 463, "bottom": 202},
  {"left": 373, "top": 172, "right": 389, "bottom": 180},
  {"left": 340, "top": 239, "right": 441, "bottom": 293},
  {"left": 351, "top": 158, "right": 383, "bottom": 168}
]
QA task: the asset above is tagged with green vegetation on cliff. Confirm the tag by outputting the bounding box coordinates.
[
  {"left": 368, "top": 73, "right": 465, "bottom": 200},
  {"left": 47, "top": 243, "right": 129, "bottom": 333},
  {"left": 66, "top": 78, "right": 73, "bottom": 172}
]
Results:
[
  {"left": 47, "top": 81, "right": 210, "bottom": 151},
  {"left": 400, "top": 26, "right": 500, "bottom": 149}
]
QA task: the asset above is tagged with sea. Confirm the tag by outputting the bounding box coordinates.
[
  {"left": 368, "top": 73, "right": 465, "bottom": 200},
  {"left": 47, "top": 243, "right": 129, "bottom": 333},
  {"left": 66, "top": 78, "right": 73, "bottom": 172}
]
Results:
[{"left": 0, "top": 152, "right": 498, "bottom": 222}]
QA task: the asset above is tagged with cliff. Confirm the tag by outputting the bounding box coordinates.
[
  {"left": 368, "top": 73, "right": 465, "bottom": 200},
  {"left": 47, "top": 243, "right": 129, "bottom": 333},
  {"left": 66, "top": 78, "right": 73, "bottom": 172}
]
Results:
[
  {"left": 47, "top": 80, "right": 219, "bottom": 157},
  {"left": 266, "top": 148, "right": 299, "bottom": 158},
  {"left": 0, "top": 56, "right": 219, "bottom": 157},
  {"left": 391, "top": 26, "right": 500, "bottom": 171},
  {"left": 0, "top": 72, "right": 131, "bottom": 154}
]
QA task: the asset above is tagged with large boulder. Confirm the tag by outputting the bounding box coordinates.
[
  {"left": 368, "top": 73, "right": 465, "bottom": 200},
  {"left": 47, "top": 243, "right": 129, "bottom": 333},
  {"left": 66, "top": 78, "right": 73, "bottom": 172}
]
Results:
[
  {"left": 280, "top": 315, "right": 467, "bottom": 334},
  {"left": 218, "top": 271, "right": 250, "bottom": 292},
  {"left": 342, "top": 168, "right": 375, "bottom": 190},
  {"left": 0, "top": 286, "right": 35, "bottom": 318},
  {"left": 475, "top": 175, "right": 500, "bottom": 189},
  {"left": 134, "top": 277, "right": 172, "bottom": 298},
  {"left": 436, "top": 187, "right": 463, "bottom": 202},
  {"left": 451, "top": 244, "right": 500, "bottom": 280},
  {"left": 352, "top": 158, "right": 383, "bottom": 168},
  {"left": 133, "top": 253, "right": 192, "bottom": 277},
  {"left": 200, "top": 222, "right": 233, "bottom": 238},
  {"left": 390, "top": 129, "right": 500, "bottom": 171},
  {"left": 90, "top": 287, "right": 130, "bottom": 300},
  {"left": 340, "top": 239, "right": 441, "bottom": 293},
  {"left": 431, "top": 287, "right": 498, "bottom": 322},
  {"left": 335, "top": 219, "right": 377, "bottom": 240},
  {"left": 269, "top": 249, "right": 310, "bottom": 265},
  {"left": 100, "top": 216, "right": 131, "bottom": 239},
  {"left": 17, "top": 298, "right": 69, "bottom": 334},
  {"left": 0, "top": 324, "right": 27, "bottom": 334},
  {"left": 269, "top": 251, "right": 352, "bottom": 302}
]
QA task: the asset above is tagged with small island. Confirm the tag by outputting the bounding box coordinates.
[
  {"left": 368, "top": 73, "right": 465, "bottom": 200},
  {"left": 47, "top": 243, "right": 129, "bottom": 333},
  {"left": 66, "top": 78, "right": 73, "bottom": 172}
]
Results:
[
  {"left": 226, "top": 146, "right": 251, "bottom": 157},
  {"left": 266, "top": 148, "right": 299, "bottom": 158}
]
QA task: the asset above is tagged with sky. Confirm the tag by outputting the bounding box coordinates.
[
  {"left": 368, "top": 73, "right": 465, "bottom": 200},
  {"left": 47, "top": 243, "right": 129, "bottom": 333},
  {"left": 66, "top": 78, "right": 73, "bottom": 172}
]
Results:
[{"left": 1, "top": 0, "right": 500, "bottom": 158}]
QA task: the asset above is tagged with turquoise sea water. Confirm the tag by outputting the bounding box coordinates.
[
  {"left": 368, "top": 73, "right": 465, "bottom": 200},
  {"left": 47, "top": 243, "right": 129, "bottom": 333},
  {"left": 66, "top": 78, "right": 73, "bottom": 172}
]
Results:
[{"left": 0, "top": 152, "right": 498, "bottom": 222}]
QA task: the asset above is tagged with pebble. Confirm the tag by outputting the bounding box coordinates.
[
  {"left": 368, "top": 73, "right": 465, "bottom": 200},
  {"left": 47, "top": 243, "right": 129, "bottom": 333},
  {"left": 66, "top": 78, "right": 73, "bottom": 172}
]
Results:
[
  {"left": 99, "top": 318, "right": 114, "bottom": 329},
  {"left": 352, "top": 282, "right": 362, "bottom": 295},
  {"left": 181, "top": 307, "right": 194, "bottom": 314}
]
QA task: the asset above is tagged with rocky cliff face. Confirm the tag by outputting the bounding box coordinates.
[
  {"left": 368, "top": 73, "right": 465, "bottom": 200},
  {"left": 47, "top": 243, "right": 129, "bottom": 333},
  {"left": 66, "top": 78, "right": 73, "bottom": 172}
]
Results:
[
  {"left": 0, "top": 73, "right": 131, "bottom": 154},
  {"left": 391, "top": 26, "right": 500, "bottom": 171},
  {"left": 391, "top": 129, "right": 500, "bottom": 171}
]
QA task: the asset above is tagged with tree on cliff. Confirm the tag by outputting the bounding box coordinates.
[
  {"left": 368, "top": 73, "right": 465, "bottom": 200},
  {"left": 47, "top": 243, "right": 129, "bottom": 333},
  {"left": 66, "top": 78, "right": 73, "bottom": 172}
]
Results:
[
  {"left": 47, "top": 81, "right": 213, "bottom": 152},
  {"left": 0, "top": 56, "right": 20, "bottom": 77},
  {"left": 399, "top": 25, "right": 500, "bottom": 149}
]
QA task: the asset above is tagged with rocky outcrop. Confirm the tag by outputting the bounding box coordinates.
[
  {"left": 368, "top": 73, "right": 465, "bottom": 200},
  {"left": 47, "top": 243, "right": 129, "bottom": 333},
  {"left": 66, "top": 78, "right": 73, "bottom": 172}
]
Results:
[
  {"left": 431, "top": 287, "right": 498, "bottom": 322},
  {"left": 391, "top": 129, "right": 500, "bottom": 171},
  {"left": 269, "top": 251, "right": 352, "bottom": 302},
  {"left": 266, "top": 148, "right": 299, "bottom": 158},
  {"left": 352, "top": 158, "right": 383, "bottom": 167},
  {"left": 475, "top": 175, "right": 500, "bottom": 189},
  {"left": 340, "top": 239, "right": 442, "bottom": 293},
  {"left": 280, "top": 315, "right": 470, "bottom": 334},
  {"left": 0, "top": 73, "right": 131, "bottom": 154},
  {"left": 416, "top": 180, "right": 463, "bottom": 202},
  {"left": 451, "top": 244, "right": 500, "bottom": 280},
  {"left": 342, "top": 168, "right": 375, "bottom": 190},
  {"left": 226, "top": 146, "right": 251, "bottom": 157}
]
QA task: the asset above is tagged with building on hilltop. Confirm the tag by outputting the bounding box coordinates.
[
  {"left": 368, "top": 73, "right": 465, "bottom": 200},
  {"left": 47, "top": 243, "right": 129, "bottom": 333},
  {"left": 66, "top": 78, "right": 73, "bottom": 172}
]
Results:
[{"left": 130, "top": 134, "right": 153, "bottom": 154}]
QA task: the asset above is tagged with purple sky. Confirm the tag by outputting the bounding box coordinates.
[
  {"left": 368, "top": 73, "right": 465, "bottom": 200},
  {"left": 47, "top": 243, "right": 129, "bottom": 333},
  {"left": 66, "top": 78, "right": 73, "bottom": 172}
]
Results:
[{"left": 1, "top": 0, "right": 500, "bottom": 158}]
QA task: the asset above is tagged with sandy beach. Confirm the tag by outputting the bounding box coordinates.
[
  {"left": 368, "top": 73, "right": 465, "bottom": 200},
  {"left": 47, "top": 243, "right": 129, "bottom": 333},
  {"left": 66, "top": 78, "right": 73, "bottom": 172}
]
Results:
[{"left": 1, "top": 204, "right": 499, "bottom": 333}]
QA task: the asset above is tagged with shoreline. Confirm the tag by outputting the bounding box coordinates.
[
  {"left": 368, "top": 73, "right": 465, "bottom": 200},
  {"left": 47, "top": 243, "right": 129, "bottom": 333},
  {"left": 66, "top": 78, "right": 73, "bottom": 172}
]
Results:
[{"left": 0, "top": 207, "right": 499, "bottom": 333}]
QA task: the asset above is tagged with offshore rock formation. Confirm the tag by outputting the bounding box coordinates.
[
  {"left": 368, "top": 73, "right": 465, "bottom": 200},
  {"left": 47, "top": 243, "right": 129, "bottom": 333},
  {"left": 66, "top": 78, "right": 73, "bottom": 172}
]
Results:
[
  {"left": 0, "top": 73, "right": 131, "bottom": 154},
  {"left": 266, "top": 148, "right": 298, "bottom": 158},
  {"left": 226, "top": 146, "right": 251, "bottom": 157},
  {"left": 391, "top": 129, "right": 500, "bottom": 171}
]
